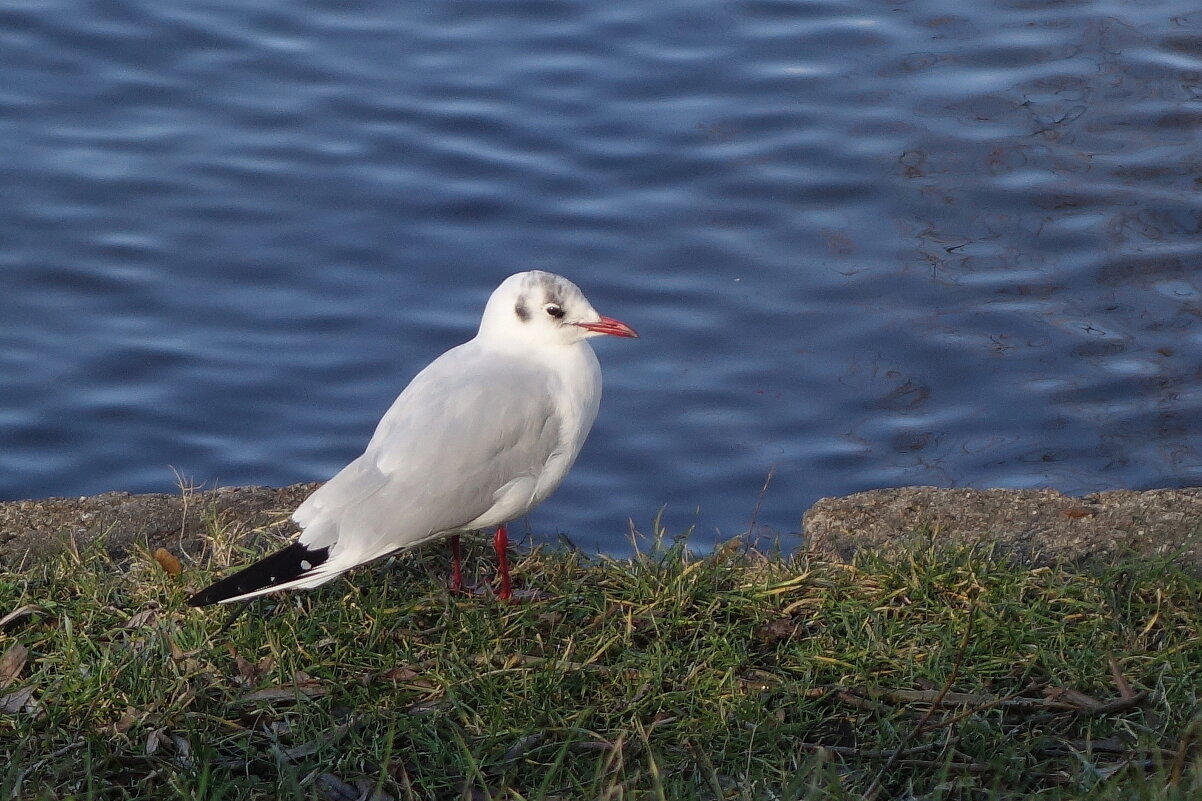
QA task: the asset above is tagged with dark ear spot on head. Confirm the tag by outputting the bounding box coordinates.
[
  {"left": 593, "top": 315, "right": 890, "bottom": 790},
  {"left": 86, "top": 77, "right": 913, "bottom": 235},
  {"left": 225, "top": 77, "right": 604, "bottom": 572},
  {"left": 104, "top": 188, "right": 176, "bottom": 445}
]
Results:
[{"left": 515, "top": 297, "right": 531, "bottom": 322}]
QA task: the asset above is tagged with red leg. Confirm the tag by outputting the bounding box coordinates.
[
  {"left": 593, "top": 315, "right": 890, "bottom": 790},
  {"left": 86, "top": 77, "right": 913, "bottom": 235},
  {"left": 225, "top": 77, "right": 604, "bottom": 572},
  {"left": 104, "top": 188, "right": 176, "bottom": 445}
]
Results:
[
  {"left": 449, "top": 534, "right": 464, "bottom": 594},
  {"left": 493, "top": 525, "right": 512, "bottom": 601}
]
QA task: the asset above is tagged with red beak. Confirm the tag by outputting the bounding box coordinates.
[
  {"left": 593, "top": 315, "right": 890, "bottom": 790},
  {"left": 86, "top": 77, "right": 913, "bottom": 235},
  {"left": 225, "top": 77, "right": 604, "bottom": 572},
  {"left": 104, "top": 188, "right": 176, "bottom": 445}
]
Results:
[{"left": 576, "top": 315, "right": 639, "bottom": 338}]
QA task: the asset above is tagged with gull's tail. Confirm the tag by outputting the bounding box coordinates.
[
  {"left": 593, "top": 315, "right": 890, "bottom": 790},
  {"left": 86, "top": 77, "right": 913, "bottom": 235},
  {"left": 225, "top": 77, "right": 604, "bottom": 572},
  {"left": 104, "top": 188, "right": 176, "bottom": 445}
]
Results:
[{"left": 187, "top": 542, "right": 333, "bottom": 607}]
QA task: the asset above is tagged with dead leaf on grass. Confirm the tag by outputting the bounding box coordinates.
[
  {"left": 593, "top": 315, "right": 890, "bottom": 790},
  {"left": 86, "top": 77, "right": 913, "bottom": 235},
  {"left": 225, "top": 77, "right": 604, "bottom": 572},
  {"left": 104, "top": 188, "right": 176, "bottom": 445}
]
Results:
[
  {"left": 494, "top": 731, "right": 547, "bottom": 770},
  {"left": 0, "top": 605, "right": 44, "bottom": 631},
  {"left": 240, "top": 683, "right": 327, "bottom": 703},
  {"left": 389, "top": 760, "right": 418, "bottom": 796},
  {"left": 315, "top": 773, "right": 358, "bottom": 801},
  {"left": 1044, "top": 686, "right": 1103, "bottom": 711},
  {"left": 380, "top": 665, "right": 422, "bottom": 683},
  {"left": 738, "top": 669, "right": 783, "bottom": 691},
  {"left": 239, "top": 672, "right": 326, "bottom": 703},
  {"left": 154, "top": 547, "right": 183, "bottom": 576},
  {"left": 756, "top": 616, "right": 811, "bottom": 643},
  {"left": 375, "top": 664, "right": 438, "bottom": 691},
  {"left": 0, "top": 643, "right": 28, "bottom": 688},
  {"left": 0, "top": 686, "right": 37, "bottom": 715},
  {"left": 1107, "top": 652, "right": 1136, "bottom": 700},
  {"left": 316, "top": 774, "right": 400, "bottom": 801},
  {"left": 507, "top": 587, "right": 555, "bottom": 602},
  {"left": 234, "top": 654, "right": 274, "bottom": 686},
  {"left": 124, "top": 606, "right": 159, "bottom": 630},
  {"left": 115, "top": 707, "right": 143, "bottom": 735},
  {"left": 172, "top": 733, "right": 192, "bottom": 766},
  {"left": 407, "top": 698, "right": 448, "bottom": 715},
  {"left": 282, "top": 718, "right": 360, "bottom": 762},
  {"left": 354, "top": 778, "right": 397, "bottom": 801}
]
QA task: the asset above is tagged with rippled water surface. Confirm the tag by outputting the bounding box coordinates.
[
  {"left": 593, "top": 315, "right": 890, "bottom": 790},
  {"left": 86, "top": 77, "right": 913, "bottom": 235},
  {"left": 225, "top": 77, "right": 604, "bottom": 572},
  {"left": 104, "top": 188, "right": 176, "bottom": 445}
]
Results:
[{"left": 3, "top": 0, "right": 1201, "bottom": 553}]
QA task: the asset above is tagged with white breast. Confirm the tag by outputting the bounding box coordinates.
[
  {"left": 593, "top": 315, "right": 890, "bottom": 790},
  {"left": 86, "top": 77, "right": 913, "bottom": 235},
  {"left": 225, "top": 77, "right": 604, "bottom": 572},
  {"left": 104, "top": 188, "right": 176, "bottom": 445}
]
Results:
[{"left": 466, "top": 340, "right": 602, "bottom": 529}]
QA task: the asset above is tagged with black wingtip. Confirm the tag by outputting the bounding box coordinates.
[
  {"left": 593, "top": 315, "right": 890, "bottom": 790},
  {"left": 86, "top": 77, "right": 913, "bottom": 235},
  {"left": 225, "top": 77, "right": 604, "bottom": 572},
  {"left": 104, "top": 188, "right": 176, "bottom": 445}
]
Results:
[{"left": 187, "top": 542, "right": 330, "bottom": 607}]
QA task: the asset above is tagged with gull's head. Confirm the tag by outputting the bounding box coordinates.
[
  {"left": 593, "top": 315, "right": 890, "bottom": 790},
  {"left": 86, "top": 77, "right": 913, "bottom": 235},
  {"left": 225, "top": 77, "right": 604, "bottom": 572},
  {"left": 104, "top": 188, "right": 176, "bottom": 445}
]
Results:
[{"left": 478, "top": 271, "right": 638, "bottom": 347}]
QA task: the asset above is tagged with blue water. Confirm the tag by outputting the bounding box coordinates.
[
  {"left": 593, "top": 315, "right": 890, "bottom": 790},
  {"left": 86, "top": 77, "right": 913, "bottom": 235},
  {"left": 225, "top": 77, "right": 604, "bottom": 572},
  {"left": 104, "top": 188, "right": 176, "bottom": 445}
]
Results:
[{"left": 2, "top": 0, "right": 1201, "bottom": 553}]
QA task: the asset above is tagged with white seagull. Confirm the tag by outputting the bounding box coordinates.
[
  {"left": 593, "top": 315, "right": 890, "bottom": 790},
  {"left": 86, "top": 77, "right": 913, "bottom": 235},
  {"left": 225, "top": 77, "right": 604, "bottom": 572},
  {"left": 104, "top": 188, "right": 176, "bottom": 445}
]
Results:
[{"left": 188, "top": 271, "right": 637, "bottom": 606}]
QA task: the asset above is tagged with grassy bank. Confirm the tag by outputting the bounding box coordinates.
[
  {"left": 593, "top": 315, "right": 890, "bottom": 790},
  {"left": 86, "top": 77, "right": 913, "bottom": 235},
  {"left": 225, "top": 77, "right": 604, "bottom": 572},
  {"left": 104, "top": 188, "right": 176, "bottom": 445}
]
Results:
[{"left": 1, "top": 524, "right": 1200, "bottom": 800}]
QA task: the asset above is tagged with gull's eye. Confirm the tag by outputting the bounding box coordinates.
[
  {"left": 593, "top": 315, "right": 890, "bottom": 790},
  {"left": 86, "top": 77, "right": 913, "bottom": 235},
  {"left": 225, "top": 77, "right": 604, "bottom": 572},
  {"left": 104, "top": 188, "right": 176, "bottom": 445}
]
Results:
[{"left": 545, "top": 304, "right": 565, "bottom": 319}]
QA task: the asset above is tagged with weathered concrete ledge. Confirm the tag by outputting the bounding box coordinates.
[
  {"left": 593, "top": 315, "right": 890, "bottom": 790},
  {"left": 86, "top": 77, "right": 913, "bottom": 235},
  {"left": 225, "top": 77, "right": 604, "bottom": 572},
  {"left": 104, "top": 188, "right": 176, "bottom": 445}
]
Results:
[
  {"left": 0, "top": 484, "right": 318, "bottom": 569},
  {"left": 804, "top": 486, "right": 1202, "bottom": 572},
  {"left": 1, "top": 484, "right": 1200, "bottom": 572}
]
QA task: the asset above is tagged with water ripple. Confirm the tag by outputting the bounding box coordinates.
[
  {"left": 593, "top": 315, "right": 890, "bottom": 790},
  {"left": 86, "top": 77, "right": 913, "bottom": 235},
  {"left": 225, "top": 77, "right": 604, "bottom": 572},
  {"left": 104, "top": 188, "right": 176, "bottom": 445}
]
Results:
[{"left": 1, "top": 0, "right": 1200, "bottom": 551}]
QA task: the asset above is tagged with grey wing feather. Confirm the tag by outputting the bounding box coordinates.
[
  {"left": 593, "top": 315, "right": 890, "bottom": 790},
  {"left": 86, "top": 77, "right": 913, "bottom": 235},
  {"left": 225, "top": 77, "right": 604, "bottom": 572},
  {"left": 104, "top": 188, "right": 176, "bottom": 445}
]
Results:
[{"left": 292, "top": 344, "right": 560, "bottom": 566}]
